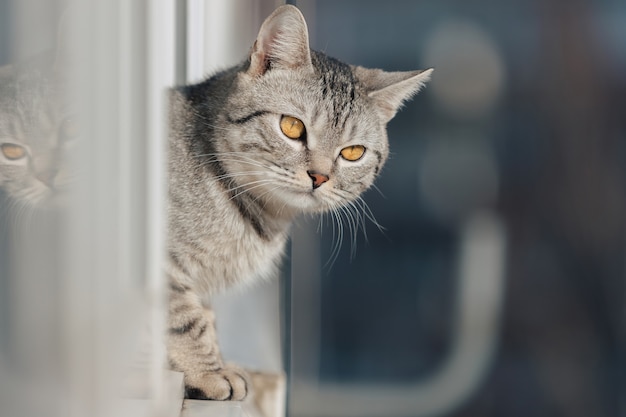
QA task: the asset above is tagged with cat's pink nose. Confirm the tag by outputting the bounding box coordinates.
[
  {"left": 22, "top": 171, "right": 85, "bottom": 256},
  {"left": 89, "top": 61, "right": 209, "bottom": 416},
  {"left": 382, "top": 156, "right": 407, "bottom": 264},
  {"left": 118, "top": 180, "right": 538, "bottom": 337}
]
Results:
[{"left": 307, "top": 170, "right": 329, "bottom": 189}]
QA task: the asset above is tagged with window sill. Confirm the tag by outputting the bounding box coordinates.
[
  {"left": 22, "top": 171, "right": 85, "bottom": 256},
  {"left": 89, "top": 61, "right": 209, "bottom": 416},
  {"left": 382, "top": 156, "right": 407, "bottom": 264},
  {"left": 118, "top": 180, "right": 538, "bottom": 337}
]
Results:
[{"left": 182, "top": 400, "right": 246, "bottom": 417}]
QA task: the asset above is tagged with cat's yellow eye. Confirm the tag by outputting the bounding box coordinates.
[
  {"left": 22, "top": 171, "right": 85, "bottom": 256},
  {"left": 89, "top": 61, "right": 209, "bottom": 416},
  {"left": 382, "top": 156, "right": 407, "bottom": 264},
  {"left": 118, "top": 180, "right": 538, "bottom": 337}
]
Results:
[
  {"left": 1, "top": 143, "right": 27, "bottom": 160},
  {"left": 340, "top": 145, "right": 366, "bottom": 161},
  {"left": 280, "top": 115, "right": 306, "bottom": 140}
]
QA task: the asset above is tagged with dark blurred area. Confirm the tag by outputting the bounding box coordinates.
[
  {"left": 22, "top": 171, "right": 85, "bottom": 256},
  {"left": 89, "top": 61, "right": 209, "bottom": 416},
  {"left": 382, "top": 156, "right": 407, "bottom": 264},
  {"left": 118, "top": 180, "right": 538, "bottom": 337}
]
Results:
[{"left": 294, "top": 0, "right": 626, "bottom": 416}]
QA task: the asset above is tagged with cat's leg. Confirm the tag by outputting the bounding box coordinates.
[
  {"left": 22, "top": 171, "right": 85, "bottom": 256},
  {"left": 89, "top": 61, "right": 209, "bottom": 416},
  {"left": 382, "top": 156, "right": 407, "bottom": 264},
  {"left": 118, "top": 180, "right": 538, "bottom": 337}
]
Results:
[{"left": 167, "top": 282, "right": 249, "bottom": 400}]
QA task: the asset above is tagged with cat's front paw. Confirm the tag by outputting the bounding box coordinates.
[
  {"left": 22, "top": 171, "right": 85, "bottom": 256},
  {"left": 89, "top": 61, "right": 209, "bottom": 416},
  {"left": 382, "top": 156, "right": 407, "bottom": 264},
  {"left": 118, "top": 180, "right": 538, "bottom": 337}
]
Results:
[{"left": 184, "top": 366, "right": 249, "bottom": 401}]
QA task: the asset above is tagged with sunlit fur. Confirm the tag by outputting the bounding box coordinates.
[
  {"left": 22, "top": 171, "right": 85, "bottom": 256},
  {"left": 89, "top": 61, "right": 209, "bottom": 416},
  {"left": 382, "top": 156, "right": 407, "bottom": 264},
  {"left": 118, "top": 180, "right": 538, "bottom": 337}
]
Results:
[{"left": 167, "top": 5, "right": 431, "bottom": 400}]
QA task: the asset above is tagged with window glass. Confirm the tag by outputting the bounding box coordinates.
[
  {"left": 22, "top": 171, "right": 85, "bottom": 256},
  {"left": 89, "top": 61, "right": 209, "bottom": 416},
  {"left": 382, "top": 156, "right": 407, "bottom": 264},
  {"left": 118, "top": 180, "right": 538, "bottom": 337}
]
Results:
[{"left": 289, "top": 1, "right": 626, "bottom": 416}]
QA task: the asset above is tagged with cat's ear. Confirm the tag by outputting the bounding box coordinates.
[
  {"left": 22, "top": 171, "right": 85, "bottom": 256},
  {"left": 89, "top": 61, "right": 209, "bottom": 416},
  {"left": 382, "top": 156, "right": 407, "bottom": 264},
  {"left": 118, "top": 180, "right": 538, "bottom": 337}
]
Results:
[
  {"left": 356, "top": 67, "right": 433, "bottom": 123},
  {"left": 248, "top": 5, "right": 312, "bottom": 76}
]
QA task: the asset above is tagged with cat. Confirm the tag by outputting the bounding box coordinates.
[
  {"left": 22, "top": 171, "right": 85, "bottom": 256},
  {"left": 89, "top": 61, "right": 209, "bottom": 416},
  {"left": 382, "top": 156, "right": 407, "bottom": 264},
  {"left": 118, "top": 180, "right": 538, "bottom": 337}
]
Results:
[
  {"left": 0, "top": 58, "right": 76, "bottom": 210},
  {"left": 167, "top": 5, "right": 432, "bottom": 400}
]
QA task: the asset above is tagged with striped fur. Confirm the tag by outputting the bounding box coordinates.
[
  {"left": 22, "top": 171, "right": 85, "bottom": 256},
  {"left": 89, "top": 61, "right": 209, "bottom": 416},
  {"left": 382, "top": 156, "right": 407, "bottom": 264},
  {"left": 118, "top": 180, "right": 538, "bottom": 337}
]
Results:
[{"left": 167, "top": 5, "right": 431, "bottom": 400}]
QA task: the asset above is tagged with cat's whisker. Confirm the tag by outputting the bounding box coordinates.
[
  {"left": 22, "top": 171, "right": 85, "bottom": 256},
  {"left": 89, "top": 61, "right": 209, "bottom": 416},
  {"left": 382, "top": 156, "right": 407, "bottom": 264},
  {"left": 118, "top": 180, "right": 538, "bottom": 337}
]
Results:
[
  {"left": 355, "top": 196, "right": 385, "bottom": 233},
  {"left": 195, "top": 151, "right": 272, "bottom": 166},
  {"left": 337, "top": 205, "right": 352, "bottom": 259},
  {"left": 317, "top": 211, "right": 325, "bottom": 234},
  {"left": 333, "top": 205, "right": 345, "bottom": 268},
  {"left": 10, "top": 196, "right": 35, "bottom": 230},
  {"left": 212, "top": 171, "right": 270, "bottom": 182},
  {"left": 344, "top": 198, "right": 368, "bottom": 244},
  {"left": 323, "top": 211, "right": 335, "bottom": 269},
  {"left": 256, "top": 184, "right": 288, "bottom": 215},
  {"left": 197, "top": 156, "right": 290, "bottom": 180},
  {"left": 323, "top": 203, "right": 346, "bottom": 270},
  {"left": 314, "top": 187, "right": 388, "bottom": 269},
  {"left": 195, "top": 151, "right": 264, "bottom": 161},
  {"left": 227, "top": 180, "right": 272, "bottom": 196},
  {"left": 227, "top": 179, "right": 279, "bottom": 201},
  {"left": 233, "top": 177, "right": 283, "bottom": 211},
  {"left": 347, "top": 203, "right": 361, "bottom": 258},
  {"left": 187, "top": 108, "right": 236, "bottom": 133},
  {"left": 198, "top": 122, "right": 235, "bottom": 132},
  {"left": 339, "top": 203, "right": 359, "bottom": 259},
  {"left": 197, "top": 157, "right": 271, "bottom": 171},
  {"left": 370, "top": 183, "right": 386, "bottom": 199},
  {"left": 334, "top": 187, "right": 385, "bottom": 231}
]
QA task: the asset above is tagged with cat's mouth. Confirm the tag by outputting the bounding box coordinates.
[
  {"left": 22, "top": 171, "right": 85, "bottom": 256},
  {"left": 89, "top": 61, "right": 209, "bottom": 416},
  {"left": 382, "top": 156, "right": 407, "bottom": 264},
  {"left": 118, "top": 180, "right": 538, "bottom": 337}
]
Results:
[
  {"left": 244, "top": 174, "right": 331, "bottom": 213},
  {"left": 276, "top": 185, "right": 331, "bottom": 211}
]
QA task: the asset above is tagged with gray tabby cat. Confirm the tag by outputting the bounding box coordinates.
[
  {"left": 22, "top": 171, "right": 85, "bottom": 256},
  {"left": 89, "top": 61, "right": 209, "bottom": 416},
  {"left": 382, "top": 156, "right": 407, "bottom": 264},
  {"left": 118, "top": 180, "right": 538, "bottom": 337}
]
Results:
[
  {"left": 168, "top": 5, "right": 432, "bottom": 400},
  {"left": 0, "top": 60, "right": 75, "bottom": 208}
]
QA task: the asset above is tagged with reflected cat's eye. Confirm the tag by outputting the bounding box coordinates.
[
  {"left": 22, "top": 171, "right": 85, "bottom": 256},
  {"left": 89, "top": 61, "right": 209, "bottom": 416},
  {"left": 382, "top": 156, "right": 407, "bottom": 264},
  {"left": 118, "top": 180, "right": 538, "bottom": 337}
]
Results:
[
  {"left": 1, "top": 143, "right": 27, "bottom": 160},
  {"left": 340, "top": 145, "right": 366, "bottom": 161},
  {"left": 280, "top": 115, "right": 306, "bottom": 140}
]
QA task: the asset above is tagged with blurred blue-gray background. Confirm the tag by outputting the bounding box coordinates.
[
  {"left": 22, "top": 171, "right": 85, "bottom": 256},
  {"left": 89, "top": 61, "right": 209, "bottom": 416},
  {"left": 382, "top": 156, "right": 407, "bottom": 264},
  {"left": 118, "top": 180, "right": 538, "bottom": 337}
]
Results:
[{"left": 290, "top": 1, "right": 626, "bottom": 416}]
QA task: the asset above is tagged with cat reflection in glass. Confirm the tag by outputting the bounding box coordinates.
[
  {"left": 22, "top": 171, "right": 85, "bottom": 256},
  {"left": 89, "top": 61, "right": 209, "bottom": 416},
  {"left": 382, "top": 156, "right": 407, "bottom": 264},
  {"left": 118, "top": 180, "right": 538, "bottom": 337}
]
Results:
[
  {"left": 168, "top": 5, "right": 432, "bottom": 400},
  {"left": 0, "top": 60, "right": 76, "bottom": 210}
]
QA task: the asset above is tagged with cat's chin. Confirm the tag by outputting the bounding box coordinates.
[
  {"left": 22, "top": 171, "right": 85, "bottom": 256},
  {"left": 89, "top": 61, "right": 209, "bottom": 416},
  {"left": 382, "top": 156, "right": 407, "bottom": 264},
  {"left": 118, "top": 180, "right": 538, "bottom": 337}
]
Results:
[{"left": 268, "top": 188, "right": 332, "bottom": 215}]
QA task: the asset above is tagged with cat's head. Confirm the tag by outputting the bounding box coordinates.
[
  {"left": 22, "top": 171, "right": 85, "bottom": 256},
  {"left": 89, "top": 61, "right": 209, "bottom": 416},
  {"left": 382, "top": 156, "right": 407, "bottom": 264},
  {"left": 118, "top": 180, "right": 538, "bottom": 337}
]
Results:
[
  {"left": 0, "top": 64, "right": 77, "bottom": 208},
  {"left": 217, "top": 5, "right": 432, "bottom": 216}
]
